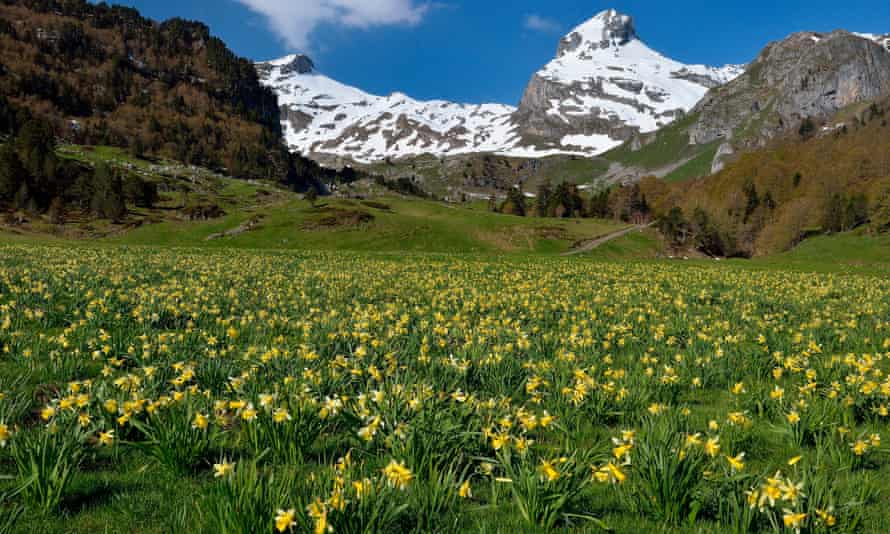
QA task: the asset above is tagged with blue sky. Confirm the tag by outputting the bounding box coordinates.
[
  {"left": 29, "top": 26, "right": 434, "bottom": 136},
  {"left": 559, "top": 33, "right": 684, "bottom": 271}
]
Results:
[{"left": 103, "top": 0, "right": 890, "bottom": 105}]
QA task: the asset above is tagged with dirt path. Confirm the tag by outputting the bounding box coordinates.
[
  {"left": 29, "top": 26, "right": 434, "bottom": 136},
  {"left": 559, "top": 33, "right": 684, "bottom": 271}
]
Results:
[{"left": 563, "top": 223, "right": 653, "bottom": 256}]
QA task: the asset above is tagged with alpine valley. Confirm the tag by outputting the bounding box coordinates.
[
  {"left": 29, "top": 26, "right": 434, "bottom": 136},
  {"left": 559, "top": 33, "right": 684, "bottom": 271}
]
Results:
[
  {"left": 1, "top": 1, "right": 890, "bottom": 259},
  {"left": 7, "top": 4, "right": 890, "bottom": 532}
]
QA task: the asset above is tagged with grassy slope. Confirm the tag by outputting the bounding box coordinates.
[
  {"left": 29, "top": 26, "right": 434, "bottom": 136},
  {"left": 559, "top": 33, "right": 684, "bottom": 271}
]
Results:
[
  {"left": 108, "top": 197, "right": 627, "bottom": 255},
  {"left": 576, "top": 228, "right": 664, "bottom": 261},
  {"left": 750, "top": 231, "right": 890, "bottom": 274},
  {"left": 603, "top": 113, "right": 707, "bottom": 172},
  {"left": 662, "top": 141, "right": 720, "bottom": 182},
  {"left": 4, "top": 143, "right": 631, "bottom": 255}
]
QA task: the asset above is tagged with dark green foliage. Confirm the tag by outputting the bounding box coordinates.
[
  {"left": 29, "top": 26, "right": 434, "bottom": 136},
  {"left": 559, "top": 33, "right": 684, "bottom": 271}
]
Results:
[
  {"left": 372, "top": 175, "right": 429, "bottom": 198},
  {"left": 15, "top": 119, "right": 57, "bottom": 182},
  {"left": 123, "top": 174, "right": 158, "bottom": 208},
  {"left": 743, "top": 180, "right": 760, "bottom": 224},
  {"left": 824, "top": 193, "right": 869, "bottom": 233},
  {"left": 587, "top": 187, "right": 611, "bottom": 219},
  {"left": 799, "top": 116, "right": 816, "bottom": 139},
  {"left": 546, "top": 181, "right": 584, "bottom": 218},
  {"left": 500, "top": 187, "right": 527, "bottom": 216},
  {"left": 0, "top": 95, "right": 24, "bottom": 134},
  {"left": 86, "top": 163, "right": 125, "bottom": 220},
  {"left": 536, "top": 179, "right": 552, "bottom": 217},
  {"left": 0, "top": 112, "right": 153, "bottom": 219},
  {"left": 691, "top": 208, "right": 730, "bottom": 257},
  {"left": 0, "top": 142, "right": 27, "bottom": 200},
  {"left": 763, "top": 191, "right": 776, "bottom": 211},
  {"left": 658, "top": 206, "right": 690, "bottom": 248}
]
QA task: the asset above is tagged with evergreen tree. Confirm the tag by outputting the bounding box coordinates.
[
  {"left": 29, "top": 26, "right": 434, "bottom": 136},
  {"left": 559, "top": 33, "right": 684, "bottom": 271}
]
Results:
[
  {"left": 0, "top": 143, "right": 27, "bottom": 202},
  {"left": 743, "top": 181, "right": 760, "bottom": 224},
  {"left": 587, "top": 188, "right": 611, "bottom": 219},
  {"left": 501, "top": 188, "right": 527, "bottom": 216},
  {"left": 823, "top": 193, "right": 846, "bottom": 233},
  {"left": 799, "top": 117, "right": 816, "bottom": 139},
  {"left": 90, "top": 163, "right": 126, "bottom": 220}
]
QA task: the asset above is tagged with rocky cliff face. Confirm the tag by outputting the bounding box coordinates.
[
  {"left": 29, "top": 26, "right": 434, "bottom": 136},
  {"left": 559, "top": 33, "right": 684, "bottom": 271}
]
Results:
[{"left": 690, "top": 31, "right": 890, "bottom": 148}]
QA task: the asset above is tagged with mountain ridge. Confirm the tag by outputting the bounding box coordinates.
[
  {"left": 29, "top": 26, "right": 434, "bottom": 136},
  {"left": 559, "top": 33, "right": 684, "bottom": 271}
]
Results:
[{"left": 258, "top": 9, "right": 744, "bottom": 164}]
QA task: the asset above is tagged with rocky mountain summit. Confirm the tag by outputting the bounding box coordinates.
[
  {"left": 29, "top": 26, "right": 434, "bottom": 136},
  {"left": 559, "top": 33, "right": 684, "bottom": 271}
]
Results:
[
  {"left": 257, "top": 9, "right": 743, "bottom": 163},
  {"left": 514, "top": 9, "right": 743, "bottom": 151}
]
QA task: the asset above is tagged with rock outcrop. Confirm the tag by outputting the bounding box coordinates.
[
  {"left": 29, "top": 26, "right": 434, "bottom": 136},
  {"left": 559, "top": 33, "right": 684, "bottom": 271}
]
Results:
[{"left": 690, "top": 31, "right": 890, "bottom": 148}]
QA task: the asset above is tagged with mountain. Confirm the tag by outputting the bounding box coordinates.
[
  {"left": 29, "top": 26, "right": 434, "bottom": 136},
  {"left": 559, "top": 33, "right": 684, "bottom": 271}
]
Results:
[
  {"left": 514, "top": 9, "right": 743, "bottom": 150},
  {"left": 0, "top": 0, "right": 367, "bottom": 222},
  {"left": 0, "top": 0, "right": 324, "bottom": 187},
  {"left": 257, "top": 9, "right": 743, "bottom": 164},
  {"left": 634, "top": 91, "right": 890, "bottom": 258},
  {"left": 692, "top": 30, "right": 890, "bottom": 158},
  {"left": 598, "top": 29, "right": 890, "bottom": 183},
  {"left": 256, "top": 55, "right": 522, "bottom": 164},
  {"left": 615, "top": 31, "right": 890, "bottom": 257}
]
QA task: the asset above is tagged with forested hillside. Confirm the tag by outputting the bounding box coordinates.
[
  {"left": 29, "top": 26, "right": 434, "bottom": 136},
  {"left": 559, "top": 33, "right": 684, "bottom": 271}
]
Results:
[
  {"left": 637, "top": 98, "right": 890, "bottom": 256},
  {"left": 0, "top": 0, "right": 362, "bottom": 219}
]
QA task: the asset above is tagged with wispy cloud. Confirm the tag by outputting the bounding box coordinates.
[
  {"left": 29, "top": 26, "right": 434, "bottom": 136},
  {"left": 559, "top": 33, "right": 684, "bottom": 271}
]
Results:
[
  {"left": 524, "top": 14, "right": 561, "bottom": 34},
  {"left": 234, "top": 0, "right": 431, "bottom": 51}
]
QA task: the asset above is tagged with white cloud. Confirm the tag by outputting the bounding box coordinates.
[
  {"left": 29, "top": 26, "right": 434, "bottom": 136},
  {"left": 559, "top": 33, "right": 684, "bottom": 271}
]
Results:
[
  {"left": 524, "top": 14, "right": 560, "bottom": 34},
  {"left": 235, "top": 0, "right": 430, "bottom": 50}
]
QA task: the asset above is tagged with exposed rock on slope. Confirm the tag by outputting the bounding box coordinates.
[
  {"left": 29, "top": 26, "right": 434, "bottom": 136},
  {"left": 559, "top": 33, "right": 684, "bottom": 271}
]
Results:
[{"left": 601, "top": 30, "right": 890, "bottom": 183}]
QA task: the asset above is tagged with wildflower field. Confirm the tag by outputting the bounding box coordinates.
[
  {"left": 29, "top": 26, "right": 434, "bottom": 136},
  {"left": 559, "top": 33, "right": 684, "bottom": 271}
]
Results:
[{"left": 1, "top": 245, "right": 890, "bottom": 533}]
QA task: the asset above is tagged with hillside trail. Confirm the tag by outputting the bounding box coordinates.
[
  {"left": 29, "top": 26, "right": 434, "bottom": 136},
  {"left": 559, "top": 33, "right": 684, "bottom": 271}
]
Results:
[{"left": 562, "top": 223, "right": 653, "bottom": 256}]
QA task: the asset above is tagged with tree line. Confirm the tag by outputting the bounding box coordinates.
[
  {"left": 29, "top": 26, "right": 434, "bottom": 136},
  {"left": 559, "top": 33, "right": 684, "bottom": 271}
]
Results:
[{"left": 491, "top": 180, "right": 651, "bottom": 223}]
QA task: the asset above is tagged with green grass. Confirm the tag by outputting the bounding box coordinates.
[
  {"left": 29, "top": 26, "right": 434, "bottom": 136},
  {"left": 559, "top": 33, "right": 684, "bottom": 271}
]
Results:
[
  {"left": 663, "top": 141, "right": 720, "bottom": 182},
  {"left": 603, "top": 113, "right": 704, "bottom": 171},
  {"left": 528, "top": 156, "right": 612, "bottom": 189},
  {"left": 577, "top": 228, "right": 663, "bottom": 260},
  {"left": 750, "top": 231, "right": 890, "bottom": 274},
  {"left": 106, "top": 196, "right": 627, "bottom": 255},
  {"left": 57, "top": 145, "right": 154, "bottom": 171}
]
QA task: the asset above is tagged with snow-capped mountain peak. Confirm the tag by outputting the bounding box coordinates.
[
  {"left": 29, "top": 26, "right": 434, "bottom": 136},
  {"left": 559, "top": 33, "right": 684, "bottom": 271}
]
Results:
[
  {"left": 514, "top": 10, "right": 744, "bottom": 152},
  {"left": 257, "top": 10, "right": 746, "bottom": 163}
]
